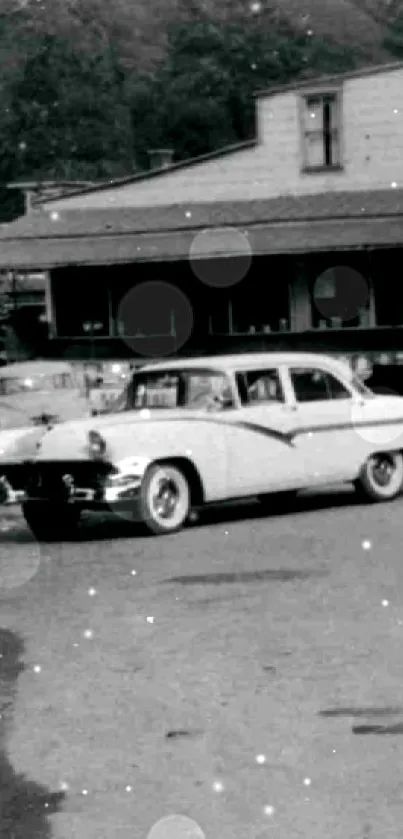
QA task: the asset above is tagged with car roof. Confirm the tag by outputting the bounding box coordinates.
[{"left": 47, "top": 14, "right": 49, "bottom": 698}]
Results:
[
  {"left": 0, "top": 360, "right": 73, "bottom": 378},
  {"left": 138, "top": 352, "right": 350, "bottom": 374}
]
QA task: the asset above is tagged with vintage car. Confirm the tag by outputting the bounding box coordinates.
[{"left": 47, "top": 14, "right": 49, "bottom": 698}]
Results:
[
  {"left": 88, "top": 362, "right": 139, "bottom": 415},
  {"left": 0, "top": 360, "right": 91, "bottom": 430},
  {"left": 2, "top": 351, "right": 403, "bottom": 540}
]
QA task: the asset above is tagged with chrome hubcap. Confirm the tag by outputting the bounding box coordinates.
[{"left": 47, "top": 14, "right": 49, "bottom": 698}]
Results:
[
  {"left": 152, "top": 478, "right": 179, "bottom": 519},
  {"left": 370, "top": 455, "right": 395, "bottom": 487}
]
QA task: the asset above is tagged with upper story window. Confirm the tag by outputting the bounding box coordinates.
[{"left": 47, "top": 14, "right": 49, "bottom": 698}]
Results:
[{"left": 300, "top": 91, "right": 341, "bottom": 171}]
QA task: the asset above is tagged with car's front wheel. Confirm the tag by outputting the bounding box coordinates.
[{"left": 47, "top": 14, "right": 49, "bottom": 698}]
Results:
[
  {"left": 22, "top": 501, "right": 81, "bottom": 542},
  {"left": 355, "top": 451, "right": 403, "bottom": 502},
  {"left": 139, "top": 463, "right": 191, "bottom": 535}
]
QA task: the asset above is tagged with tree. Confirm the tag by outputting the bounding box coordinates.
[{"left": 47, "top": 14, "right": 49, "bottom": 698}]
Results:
[
  {"left": 8, "top": 30, "right": 135, "bottom": 181},
  {"left": 129, "top": 8, "right": 364, "bottom": 165}
]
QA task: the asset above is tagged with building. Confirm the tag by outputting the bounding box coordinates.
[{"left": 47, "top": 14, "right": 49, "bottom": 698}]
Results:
[{"left": 1, "top": 61, "right": 403, "bottom": 384}]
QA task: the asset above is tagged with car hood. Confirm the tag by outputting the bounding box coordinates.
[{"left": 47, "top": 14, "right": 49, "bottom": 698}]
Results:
[
  {"left": 32, "top": 408, "right": 214, "bottom": 462},
  {"left": 0, "top": 425, "right": 50, "bottom": 463}
]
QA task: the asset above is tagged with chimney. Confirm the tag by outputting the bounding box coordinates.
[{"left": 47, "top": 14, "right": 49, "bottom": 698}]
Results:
[{"left": 147, "top": 149, "right": 174, "bottom": 170}]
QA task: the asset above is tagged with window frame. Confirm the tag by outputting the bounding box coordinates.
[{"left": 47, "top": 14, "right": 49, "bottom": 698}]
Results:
[
  {"left": 124, "top": 367, "right": 237, "bottom": 411},
  {"left": 299, "top": 86, "right": 343, "bottom": 173},
  {"left": 287, "top": 366, "right": 354, "bottom": 404}
]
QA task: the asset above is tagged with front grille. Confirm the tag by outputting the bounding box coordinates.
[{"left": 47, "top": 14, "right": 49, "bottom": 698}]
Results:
[{"left": 2, "top": 460, "right": 114, "bottom": 499}]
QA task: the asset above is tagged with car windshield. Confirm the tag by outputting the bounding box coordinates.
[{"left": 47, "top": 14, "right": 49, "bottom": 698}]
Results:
[
  {"left": 0, "top": 373, "right": 73, "bottom": 395},
  {"left": 351, "top": 375, "right": 375, "bottom": 397},
  {"left": 123, "top": 369, "right": 234, "bottom": 410}
]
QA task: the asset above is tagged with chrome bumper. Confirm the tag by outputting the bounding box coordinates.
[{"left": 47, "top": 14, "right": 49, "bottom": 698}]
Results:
[{"left": 0, "top": 474, "right": 142, "bottom": 508}]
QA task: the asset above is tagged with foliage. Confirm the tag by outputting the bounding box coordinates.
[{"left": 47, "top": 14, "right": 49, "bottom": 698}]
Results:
[{"left": 0, "top": 0, "right": 397, "bottom": 198}]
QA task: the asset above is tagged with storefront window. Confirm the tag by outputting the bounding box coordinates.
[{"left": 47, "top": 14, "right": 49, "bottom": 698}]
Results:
[{"left": 311, "top": 265, "right": 369, "bottom": 328}]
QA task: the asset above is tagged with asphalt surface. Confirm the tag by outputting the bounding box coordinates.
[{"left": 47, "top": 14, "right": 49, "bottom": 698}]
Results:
[{"left": 0, "top": 487, "right": 403, "bottom": 839}]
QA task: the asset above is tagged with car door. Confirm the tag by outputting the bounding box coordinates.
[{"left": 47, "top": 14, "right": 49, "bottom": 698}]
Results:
[
  {"left": 225, "top": 365, "right": 310, "bottom": 497},
  {"left": 284, "top": 365, "right": 359, "bottom": 483}
]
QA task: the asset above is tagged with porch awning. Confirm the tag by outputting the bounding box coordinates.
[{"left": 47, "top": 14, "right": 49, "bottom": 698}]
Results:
[{"left": 1, "top": 189, "right": 403, "bottom": 269}]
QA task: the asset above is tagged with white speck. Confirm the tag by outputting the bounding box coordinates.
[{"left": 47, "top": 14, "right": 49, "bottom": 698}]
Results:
[
  {"left": 185, "top": 211, "right": 192, "bottom": 218},
  {"left": 263, "top": 805, "right": 275, "bottom": 816},
  {"left": 131, "top": 570, "right": 137, "bottom": 576},
  {"left": 59, "top": 781, "right": 69, "bottom": 791},
  {"left": 50, "top": 211, "right": 59, "bottom": 221},
  {"left": 382, "top": 599, "right": 389, "bottom": 607},
  {"left": 185, "top": 449, "right": 192, "bottom": 455},
  {"left": 137, "top": 246, "right": 141, "bottom": 251},
  {"left": 146, "top": 616, "right": 154, "bottom": 624},
  {"left": 251, "top": 63, "right": 257, "bottom": 70},
  {"left": 361, "top": 207, "right": 366, "bottom": 212},
  {"left": 391, "top": 181, "right": 398, "bottom": 188},
  {"left": 307, "top": 28, "right": 313, "bottom": 35},
  {"left": 213, "top": 780, "right": 224, "bottom": 792},
  {"left": 256, "top": 754, "right": 266, "bottom": 764},
  {"left": 125, "top": 785, "right": 132, "bottom": 792},
  {"left": 44, "top": 802, "right": 49, "bottom": 808},
  {"left": 73, "top": 643, "right": 79, "bottom": 647},
  {"left": 83, "top": 629, "right": 93, "bottom": 639},
  {"left": 33, "top": 665, "right": 41, "bottom": 673},
  {"left": 224, "top": 530, "right": 229, "bottom": 535},
  {"left": 303, "top": 777, "right": 312, "bottom": 786},
  {"left": 82, "top": 789, "right": 88, "bottom": 796},
  {"left": 332, "top": 749, "right": 336, "bottom": 753},
  {"left": 88, "top": 587, "right": 97, "bottom": 596},
  {"left": 394, "top": 109, "right": 399, "bottom": 114},
  {"left": 362, "top": 540, "right": 372, "bottom": 550},
  {"left": 307, "top": 432, "right": 313, "bottom": 437}
]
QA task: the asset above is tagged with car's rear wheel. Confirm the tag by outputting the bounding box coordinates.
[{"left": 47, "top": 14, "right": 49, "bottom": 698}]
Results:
[
  {"left": 22, "top": 501, "right": 81, "bottom": 542},
  {"left": 354, "top": 451, "right": 403, "bottom": 502},
  {"left": 139, "top": 463, "right": 191, "bottom": 535}
]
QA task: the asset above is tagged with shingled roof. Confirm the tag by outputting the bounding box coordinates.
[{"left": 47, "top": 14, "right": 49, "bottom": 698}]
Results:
[{"left": 0, "top": 188, "right": 403, "bottom": 269}]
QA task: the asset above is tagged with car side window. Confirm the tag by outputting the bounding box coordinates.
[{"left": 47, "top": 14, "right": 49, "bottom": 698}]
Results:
[
  {"left": 290, "top": 368, "right": 351, "bottom": 402},
  {"left": 236, "top": 368, "right": 285, "bottom": 405},
  {"left": 186, "top": 373, "right": 234, "bottom": 410}
]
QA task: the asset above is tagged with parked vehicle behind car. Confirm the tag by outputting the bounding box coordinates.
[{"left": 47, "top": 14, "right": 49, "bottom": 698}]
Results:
[
  {"left": 0, "top": 360, "right": 93, "bottom": 501},
  {"left": 2, "top": 351, "right": 403, "bottom": 540}
]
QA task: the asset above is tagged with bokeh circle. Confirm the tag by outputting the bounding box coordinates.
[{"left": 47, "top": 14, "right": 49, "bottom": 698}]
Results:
[
  {"left": 350, "top": 387, "right": 403, "bottom": 445},
  {"left": 146, "top": 814, "right": 206, "bottom": 839},
  {"left": 313, "top": 266, "right": 369, "bottom": 322},
  {"left": 189, "top": 227, "right": 252, "bottom": 287},
  {"left": 116, "top": 281, "right": 194, "bottom": 357}
]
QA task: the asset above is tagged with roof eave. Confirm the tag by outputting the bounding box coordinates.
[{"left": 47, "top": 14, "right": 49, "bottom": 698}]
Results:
[
  {"left": 254, "top": 60, "right": 403, "bottom": 100},
  {"left": 37, "top": 140, "right": 259, "bottom": 206}
]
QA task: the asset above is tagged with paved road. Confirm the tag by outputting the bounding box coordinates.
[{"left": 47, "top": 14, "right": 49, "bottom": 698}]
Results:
[{"left": 1, "top": 487, "right": 403, "bottom": 839}]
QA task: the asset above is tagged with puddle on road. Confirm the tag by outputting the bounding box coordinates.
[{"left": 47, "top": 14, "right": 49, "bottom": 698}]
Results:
[
  {"left": 165, "top": 729, "right": 203, "bottom": 740},
  {"left": 0, "top": 628, "right": 66, "bottom": 838},
  {"left": 352, "top": 723, "right": 403, "bottom": 735},
  {"left": 319, "top": 707, "right": 403, "bottom": 718},
  {"left": 319, "top": 705, "right": 403, "bottom": 735},
  {"left": 167, "top": 568, "right": 328, "bottom": 586}
]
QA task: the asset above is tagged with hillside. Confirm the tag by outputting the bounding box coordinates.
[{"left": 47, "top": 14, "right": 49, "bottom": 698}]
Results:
[{"left": 0, "top": 0, "right": 402, "bottom": 221}]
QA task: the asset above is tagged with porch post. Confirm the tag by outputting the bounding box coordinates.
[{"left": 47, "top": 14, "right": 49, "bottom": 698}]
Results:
[{"left": 290, "top": 258, "right": 311, "bottom": 332}]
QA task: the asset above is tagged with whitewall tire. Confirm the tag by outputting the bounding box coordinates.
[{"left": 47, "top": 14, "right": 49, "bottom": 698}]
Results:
[
  {"left": 355, "top": 451, "right": 403, "bottom": 502},
  {"left": 139, "top": 463, "right": 191, "bottom": 535}
]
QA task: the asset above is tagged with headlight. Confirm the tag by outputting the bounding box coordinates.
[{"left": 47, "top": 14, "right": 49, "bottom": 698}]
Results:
[{"left": 88, "top": 430, "right": 107, "bottom": 458}]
